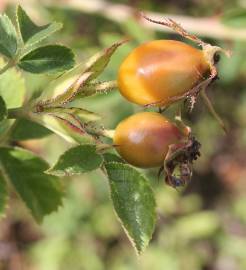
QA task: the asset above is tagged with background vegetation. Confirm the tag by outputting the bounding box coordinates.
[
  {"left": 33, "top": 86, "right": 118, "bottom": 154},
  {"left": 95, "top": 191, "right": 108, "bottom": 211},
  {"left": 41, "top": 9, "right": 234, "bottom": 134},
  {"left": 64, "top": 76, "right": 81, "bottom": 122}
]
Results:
[{"left": 0, "top": 0, "right": 245, "bottom": 269}]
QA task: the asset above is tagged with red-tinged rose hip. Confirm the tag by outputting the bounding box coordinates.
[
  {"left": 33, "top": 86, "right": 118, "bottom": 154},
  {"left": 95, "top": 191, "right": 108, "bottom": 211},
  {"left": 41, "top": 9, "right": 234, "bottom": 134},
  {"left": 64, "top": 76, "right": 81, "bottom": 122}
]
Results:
[{"left": 113, "top": 111, "right": 186, "bottom": 168}]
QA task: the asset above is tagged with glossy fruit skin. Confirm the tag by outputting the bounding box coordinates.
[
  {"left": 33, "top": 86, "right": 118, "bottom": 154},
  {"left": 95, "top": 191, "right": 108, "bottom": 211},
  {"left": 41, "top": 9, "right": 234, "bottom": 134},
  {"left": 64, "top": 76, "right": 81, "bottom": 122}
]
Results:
[
  {"left": 113, "top": 112, "right": 185, "bottom": 168},
  {"left": 118, "top": 40, "right": 210, "bottom": 107}
]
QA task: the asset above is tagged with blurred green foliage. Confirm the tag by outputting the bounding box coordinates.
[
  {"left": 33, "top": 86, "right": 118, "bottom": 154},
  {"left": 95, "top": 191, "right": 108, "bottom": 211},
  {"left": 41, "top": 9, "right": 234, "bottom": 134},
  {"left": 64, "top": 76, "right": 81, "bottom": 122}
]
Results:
[{"left": 0, "top": 0, "right": 246, "bottom": 269}]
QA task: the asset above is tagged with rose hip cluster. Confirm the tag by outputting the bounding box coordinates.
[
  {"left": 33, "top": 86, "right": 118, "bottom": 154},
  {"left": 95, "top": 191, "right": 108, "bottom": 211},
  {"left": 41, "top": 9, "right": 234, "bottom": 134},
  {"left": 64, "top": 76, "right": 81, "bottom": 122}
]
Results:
[{"left": 113, "top": 16, "right": 228, "bottom": 188}]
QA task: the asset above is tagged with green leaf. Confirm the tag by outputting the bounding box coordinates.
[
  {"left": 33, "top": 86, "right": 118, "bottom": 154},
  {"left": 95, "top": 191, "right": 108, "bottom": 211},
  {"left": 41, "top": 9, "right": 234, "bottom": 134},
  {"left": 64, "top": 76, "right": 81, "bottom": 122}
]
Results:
[
  {"left": 46, "top": 144, "right": 103, "bottom": 177},
  {"left": 0, "top": 96, "right": 7, "bottom": 122},
  {"left": 221, "top": 9, "right": 246, "bottom": 28},
  {"left": 0, "top": 14, "right": 18, "bottom": 58},
  {"left": 11, "top": 118, "right": 52, "bottom": 141},
  {"left": 18, "top": 45, "right": 75, "bottom": 74},
  {"left": 105, "top": 162, "right": 156, "bottom": 254},
  {"left": 17, "top": 5, "right": 62, "bottom": 46},
  {"left": 103, "top": 152, "right": 125, "bottom": 163},
  {"left": 0, "top": 171, "right": 8, "bottom": 216},
  {"left": 0, "top": 147, "right": 64, "bottom": 222}
]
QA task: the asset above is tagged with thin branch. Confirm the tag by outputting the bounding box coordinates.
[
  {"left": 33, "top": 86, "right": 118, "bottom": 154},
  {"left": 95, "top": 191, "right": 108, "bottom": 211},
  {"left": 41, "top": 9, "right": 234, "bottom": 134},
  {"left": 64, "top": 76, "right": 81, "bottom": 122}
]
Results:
[
  {"left": 201, "top": 90, "right": 227, "bottom": 133},
  {"left": 21, "top": 0, "right": 246, "bottom": 41}
]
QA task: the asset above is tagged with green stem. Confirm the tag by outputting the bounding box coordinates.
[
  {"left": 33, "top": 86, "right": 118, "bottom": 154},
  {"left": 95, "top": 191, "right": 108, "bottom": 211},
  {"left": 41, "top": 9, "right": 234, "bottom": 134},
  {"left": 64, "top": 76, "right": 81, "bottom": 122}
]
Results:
[
  {"left": 0, "top": 107, "right": 29, "bottom": 145},
  {"left": 201, "top": 90, "right": 227, "bottom": 133},
  {"left": 0, "top": 60, "right": 15, "bottom": 76},
  {"left": 174, "top": 110, "right": 191, "bottom": 137},
  {"left": 7, "top": 107, "right": 27, "bottom": 119},
  {"left": 0, "top": 42, "right": 27, "bottom": 77}
]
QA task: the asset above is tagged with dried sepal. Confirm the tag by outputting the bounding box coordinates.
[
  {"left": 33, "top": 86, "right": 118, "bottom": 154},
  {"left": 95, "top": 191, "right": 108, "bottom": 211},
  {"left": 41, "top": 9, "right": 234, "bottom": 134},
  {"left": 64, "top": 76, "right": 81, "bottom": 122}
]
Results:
[
  {"left": 163, "top": 113, "right": 201, "bottom": 188},
  {"left": 163, "top": 135, "right": 201, "bottom": 188}
]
